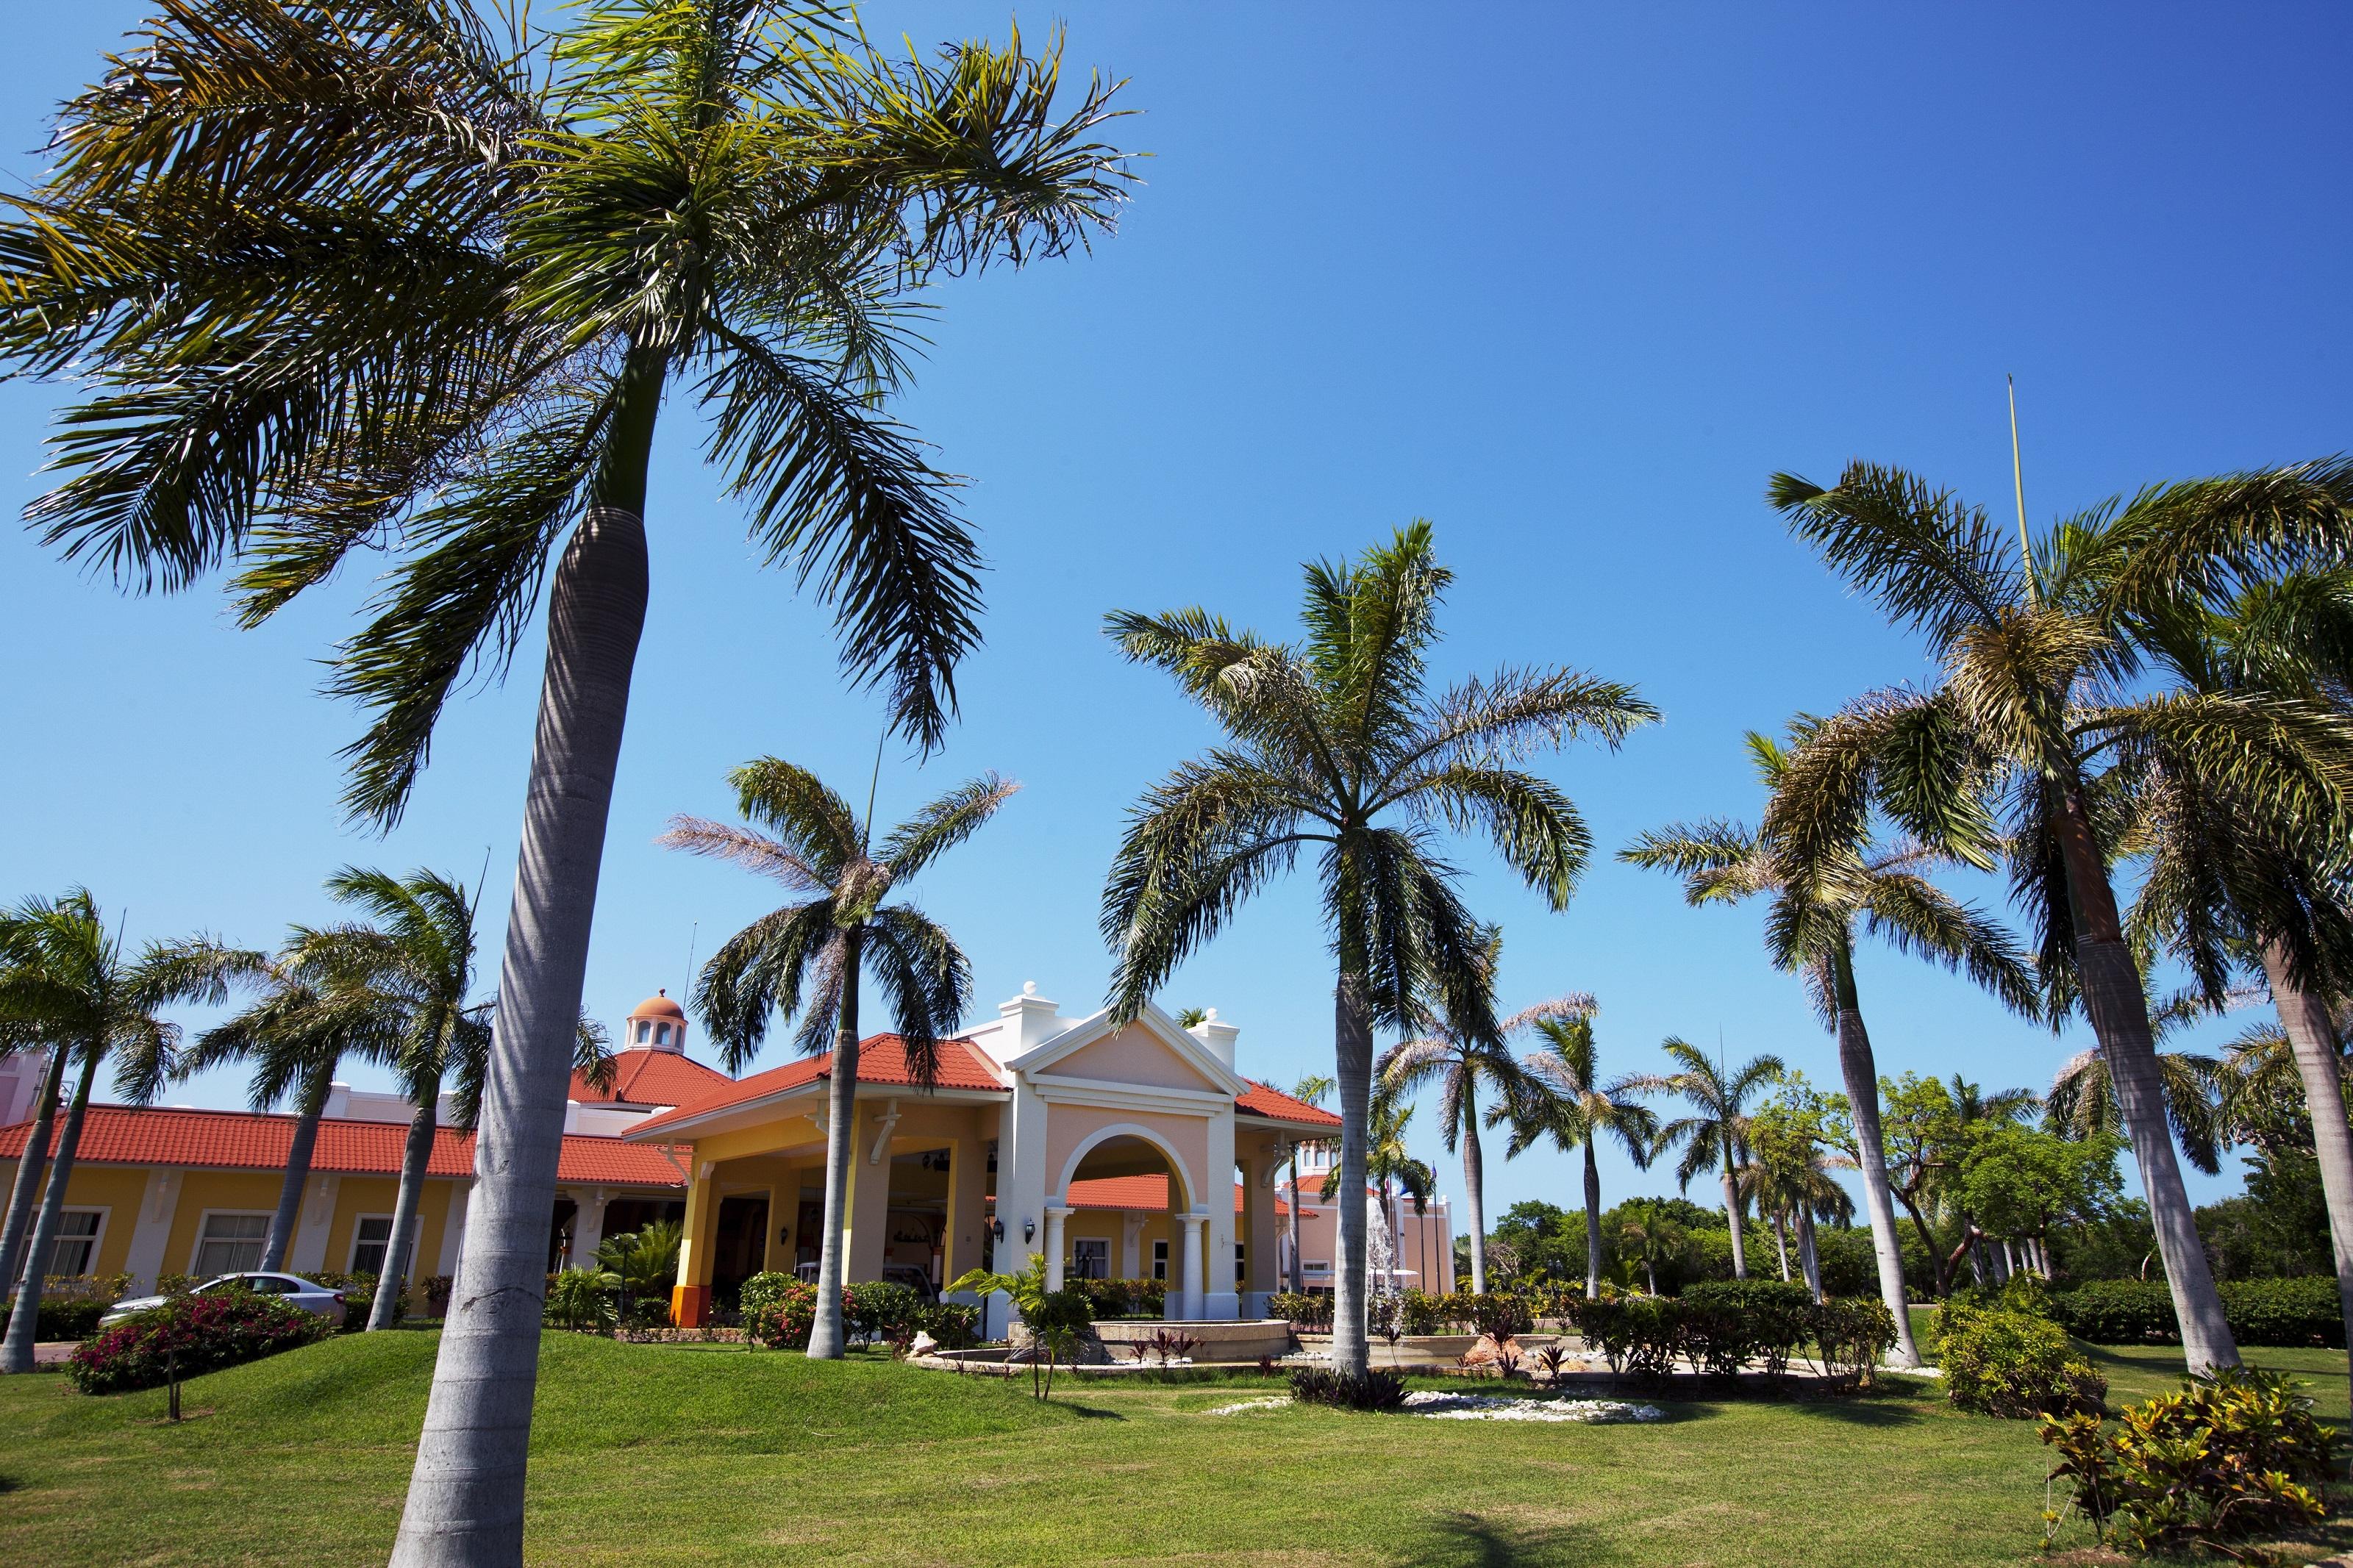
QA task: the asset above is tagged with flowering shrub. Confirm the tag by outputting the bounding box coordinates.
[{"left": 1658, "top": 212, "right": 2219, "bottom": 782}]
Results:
[
  {"left": 2042, "top": 1367, "right": 2340, "bottom": 1556},
  {"left": 68, "top": 1289, "right": 330, "bottom": 1395},
  {"left": 740, "top": 1273, "right": 819, "bottom": 1348}
]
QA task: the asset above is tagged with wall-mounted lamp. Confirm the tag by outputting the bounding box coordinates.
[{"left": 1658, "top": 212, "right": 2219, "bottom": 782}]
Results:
[
  {"left": 989, "top": 1218, "right": 1005, "bottom": 1242},
  {"left": 777, "top": 1225, "right": 790, "bottom": 1245},
  {"left": 1022, "top": 1217, "right": 1036, "bottom": 1244}
]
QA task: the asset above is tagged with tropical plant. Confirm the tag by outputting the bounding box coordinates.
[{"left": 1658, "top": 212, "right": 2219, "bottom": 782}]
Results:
[
  {"left": 165, "top": 931, "right": 413, "bottom": 1272},
  {"left": 1101, "top": 521, "right": 1654, "bottom": 1373},
  {"left": 1495, "top": 1011, "right": 1656, "bottom": 1297},
  {"left": 1623, "top": 724, "right": 2040, "bottom": 1361},
  {"left": 1631, "top": 1039, "right": 1787, "bottom": 1279},
  {"left": 1377, "top": 928, "right": 1580, "bottom": 1294},
  {"left": 593, "top": 1220, "right": 683, "bottom": 1305},
  {"left": 1763, "top": 459, "right": 2353, "bottom": 1370},
  {"left": 664, "top": 756, "right": 1013, "bottom": 1356},
  {"left": 543, "top": 1268, "right": 619, "bottom": 1332},
  {"left": 1616, "top": 1203, "right": 1690, "bottom": 1296},
  {"left": 2042, "top": 1045, "right": 2223, "bottom": 1175},
  {"left": 944, "top": 1253, "right": 1089, "bottom": 1398},
  {"left": 0, "top": 1, "right": 1130, "bottom": 1549},
  {"left": 1282, "top": 1073, "right": 1334, "bottom": 1294},
  {"left": 1745, "top": 1078, "right": 1854, "bottom": 1302},
  {"left": 0, "top": 891, "right": 238, "bottom": 1373}
]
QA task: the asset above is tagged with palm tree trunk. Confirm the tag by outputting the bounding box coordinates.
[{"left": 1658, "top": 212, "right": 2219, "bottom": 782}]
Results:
[
  {"left": 369, "top": 1098, "right": 438, "bottom": 1331},
  {"left": 1644, "top": 1258, "right": 1657, "bottom": 1295},
  {"left": 1829, "top": 948, "right": 1922, "bottom": 1364},
  {"left": 1582, "top": 1140, "right": 1604, "bottom": 1298},
  {"left": 2052, "top": 779, "right": 2238, "bottom": 1373},
  {"left": 1329, "top": 971, "right": 1374, "bottom": 1378},
  {"left": 809, "top": 928, "right": 863, "bottom": 1361},
  {"left": 262, "top": 1067, "right": 332, "bottom": 1274},
  {"left": 392, "top": 372, "right": 657, "bottom": 1567},
  {"left": 2, "top": 1045, "right": 98, "bottom": 1372},
  {"left": 1771, "top": 1211, "right": 1791, "bottom": 1281},
  {"left": 1720, "top": 1152, "right": 1747, "bottom": 1279},
  {"left": 1460, "top": 1081, "right": 1486, "bottom": 1295},
  {"left": 1285, "top": 1152, "right": 1305, "bottom": 1295},
  {"left": 2258, "top": 940, "right": 2353, "bottom": 1416},
  {"left": 1797, "top": 1206, "right": 1824, "bottom": 1303},
  {"left": 0, "top": 1044, "right": 68, "bottom": 1297}
]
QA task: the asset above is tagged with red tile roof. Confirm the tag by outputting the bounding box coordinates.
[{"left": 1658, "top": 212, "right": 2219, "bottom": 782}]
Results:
[
  {"left": 1061, "top": 1176, "right": 1284, "bottom": 1216},
  {"left": 629, "top": 1034, "right": 1007, "bottom": 1136},
  {"left": 569, "top": 1047, "right": 735, "bottom": 1108},
  {"left": 0, "top": 1106, "right": 684, "bottom": 1188},
  {"left": 1235, "top": 1079, "right": 1342, "bottom": 1128}
]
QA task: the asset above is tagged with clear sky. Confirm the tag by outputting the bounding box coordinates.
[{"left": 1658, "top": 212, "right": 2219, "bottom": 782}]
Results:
[{"left": 4, "top": 3, "right": 2349, "bottom": 1229}]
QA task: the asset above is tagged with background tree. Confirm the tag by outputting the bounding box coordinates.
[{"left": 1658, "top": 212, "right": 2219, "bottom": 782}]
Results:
[
  {"left": 1102, "top": 520, "right": 1653, "bottom": 1373},
  {"left": 0, "top": 892, "right": 235, "bottom": 1372},
  {"left": 1622, "top": 724, "right": 2038, "bottom": 1362},
  {"left": 665, "top": 757, "right": 1013, "bottom": 1358},
  {"left": 0, "top": 4, "right": 1129, "bottom": 1552},
  {"left": 1282, "top": 1073, "right": 1335, "bottom": 1293},
  {"left": 1748, "top": 1075, "right": 1852, "bottom": 1301},
  {"left": 1633, "top": 1039, "right": 1786, "bottom": 1279},
  {"left": 1496, "top": 1012, "right": 1656, "bottom": 1296},
  {"left": 1618, "top": 1201, "right": 1692, "bottom": 1295},
  {"left": 1765, "top": 459, "right": 2353, "bottom": 1370},
  {"left": 1377, "top": 928, "right": 1579, "bottom": 1293}
]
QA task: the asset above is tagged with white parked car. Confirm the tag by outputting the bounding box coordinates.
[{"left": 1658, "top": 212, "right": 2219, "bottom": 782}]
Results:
[{"left": 100, "top": 1272, "right": 349, "bottom": 1328}]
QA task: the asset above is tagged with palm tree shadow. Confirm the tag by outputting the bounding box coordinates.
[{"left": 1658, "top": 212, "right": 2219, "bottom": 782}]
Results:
[
  {"left": 1424, "top": 1510, "right": 1638, "bottom": 1567},
  {"left": 1055, "top": 1403, "right": 1125, "bottom": 1420}
]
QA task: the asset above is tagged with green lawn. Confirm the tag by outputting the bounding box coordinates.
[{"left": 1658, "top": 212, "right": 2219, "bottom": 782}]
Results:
[{"left": 1, "top": 1331, "right": 2347, "bottom": 1567}]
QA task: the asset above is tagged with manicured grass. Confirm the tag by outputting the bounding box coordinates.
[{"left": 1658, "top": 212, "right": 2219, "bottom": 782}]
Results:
[{"left": 1, "top": 1331, "right": 2347, "bottom": 1567}]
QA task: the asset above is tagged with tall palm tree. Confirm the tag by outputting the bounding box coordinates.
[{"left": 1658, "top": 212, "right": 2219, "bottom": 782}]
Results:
[
  {"left": 663, "top": 757, "right": 1013, "bottom": 1358},
  {"left": 1622, "top": 726, "right": 2039, "bottom": 1364},
  {"left": 1634, "top": 1039, "right": 1786, "bottom": 1279},
  {"left": 1282, "top": 1074, "right": 1334, "bottom": 1294},
  {"left": 1377, "top": 928, "right": 1577, "bottom": 1294},
  {"left": 1323, "top": 1088, "right": 1432, "bottom": 1292},
  {"left": 1101, "top": 521, "right": 1654, "bottom": 1375},
  {"left": 1619, "top": 1206, "right": 1689, "bottom": 1296},
  {"left": 165, "top": 937, "right": 403, "bottom": 1273},
  {"left": 1763, "top": 459, "right": 2353, "bottom": 1370},
  {"left": 0, "top": 5, "right": 1129, "bottom": 1550},
  {"left": 2043, "top": 1046, "right": 2224, "bottom": 1175},
  {"left": 1496, "top": 1013, "right": 1656, "bottom": 1297},
  {"left": 0, "top": 892, "right": 236, "bottom": 1372}
]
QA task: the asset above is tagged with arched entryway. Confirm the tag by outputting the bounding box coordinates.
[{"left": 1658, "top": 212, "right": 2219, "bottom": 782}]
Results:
[{"left": 1050, "top": 1125, "right": 1210, "bottom": 1317}]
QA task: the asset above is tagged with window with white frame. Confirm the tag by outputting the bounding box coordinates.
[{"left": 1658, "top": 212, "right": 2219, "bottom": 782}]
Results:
[
  {"left": 634, "top": 1020, "right": 651, "bottom": 1045},
  {"left": 349, "top": 1214, "right": 419, "bottom": 1276},
  {"left": 1151, "top": 1239, "right": 1168, "bottom": 1282},
  {"left": 192, "top": 1211, "right": 270, "bottom": 1275},
  {"left": 40, "top": 1209, "right": 104, "bottom": 1277}
]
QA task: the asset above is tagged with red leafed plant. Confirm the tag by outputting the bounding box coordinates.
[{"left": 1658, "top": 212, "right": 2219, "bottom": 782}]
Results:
[{"left": 68, "top": 1289, "right": 331, "bottom": 1395}]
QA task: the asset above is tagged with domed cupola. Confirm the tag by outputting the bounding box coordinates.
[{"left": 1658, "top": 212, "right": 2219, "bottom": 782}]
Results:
[{"left": 624, "top": 989, "right": 690, "bottom": 1054}]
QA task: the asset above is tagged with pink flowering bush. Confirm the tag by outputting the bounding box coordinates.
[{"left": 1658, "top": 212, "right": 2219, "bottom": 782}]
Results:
[{"left": 68, "top": 1289, "right": 331, "bottom": 1395}]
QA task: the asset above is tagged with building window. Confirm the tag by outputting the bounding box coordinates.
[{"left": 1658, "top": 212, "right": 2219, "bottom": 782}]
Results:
[
  {"left": 349, "top": 1214, "right": 419, "bottom": 1276},
  {"left": 1072, "top": 1237, "right": 1108, "bottom": 1280},
  {"left": 655, "top": 1022, "right": 671, "bottom": 1045},
  {"left": 41, "top": 1209, "right": 104, "bottom": 1277},
  {"left": 635, "top": 1021, "right": 651, "bottom": 1044},
  {"left": 1151, "top": 1240, "right": 1168, "bottom": 1282},
  {"left": 1235, "top": 1242, "right": 1246, "bottom": 1286},
  {"left": 193, "top": 1212, "right": 270, "bottom": 1275}
]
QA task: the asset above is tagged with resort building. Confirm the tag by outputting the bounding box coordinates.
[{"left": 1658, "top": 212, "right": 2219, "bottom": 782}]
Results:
[{"left": 0, "top": 984, "right": 1452, "bottom": 1327}]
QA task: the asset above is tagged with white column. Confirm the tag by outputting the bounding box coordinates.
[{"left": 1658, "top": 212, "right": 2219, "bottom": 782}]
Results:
[
  {"left": 120, "top": 1169, "right": 183, "bottom": 1294},
  {"left": 1203, "top": 1107, "right": 1238, "bottom": 1320},
  {"left": 570, "top": 1186, "right": 609, "bottom": 1267},
  {"left": 437, "top": 1181, "right": 472, "bottom": 1276},
  {"left": 1119, "top": 1212, "right": 1144, "bottom": 1279},
  {"left": 1179, "top": 1212, "right": 1206, "bottom": 1320},
  {"left": 986, "top": 1087, "right": 1049, "bottom": 1339},
  {"left": 288, "top": 1174, "right": 339, "bottom": 1276},
  {"left": 1043, "top": 1206, "right": 1071, "bottom": 1291}
]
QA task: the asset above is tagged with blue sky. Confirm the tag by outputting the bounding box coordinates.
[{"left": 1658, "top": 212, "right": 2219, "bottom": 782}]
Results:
[{"left": 4, "top": 2, "right": 2349, "bottom": 1226}]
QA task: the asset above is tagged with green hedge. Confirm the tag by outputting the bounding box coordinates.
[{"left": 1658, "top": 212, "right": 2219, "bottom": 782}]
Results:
[{"left": 2045, "top": 1277, "right": 2344, "bottom": 1347}]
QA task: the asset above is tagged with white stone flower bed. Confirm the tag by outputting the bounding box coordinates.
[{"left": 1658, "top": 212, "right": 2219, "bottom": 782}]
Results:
[
  {"left": 1400, "top": 1391, "right": 1664, "bottom": 1423},
  {"left": 1202, "top": 1396, "right": 1293, "bottom": 1416}
]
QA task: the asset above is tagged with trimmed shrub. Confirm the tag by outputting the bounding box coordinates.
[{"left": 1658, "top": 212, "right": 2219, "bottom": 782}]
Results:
[
  {"left": 1288, "top": 1366, "right": 1408, "bottom": 1411},
  {"left": 1685, "top": 1281, "right": 1814, "bottom": 1376},
  {"left": 1270, "top": 1291, "right": 1330, "bottom": 1331},
  {"left": 842, "top": 1281, "right": 928, "bottom": 1345},
  {"left": 2043, "top": 1367, "right": 2340, "bottom": 1556},
  {"left": 1936, "top": 1306, "right": 2104, "bottom": 1418},
  {"left": 2046, "top": 1279, "right": 2173, "bottom": 1345},
  {"left": 4, "top": 1294, "right": 111, "bottom": 1342},
  {"left": 1399, "top": 1288, "right": 1449, "bottom": 1335},
  {"left": 68, "top": 1288, "right": 330, "bottom": 1395},
  {"left": 1812, "top": 1297, "right": 1897, "bottom": 1386},
  {"left": 740, "top": 1272, "right": 817, "bottom": 1348},
  {"left": 1460, "top": 1291, "right": 1536, "bottom": 1340},
  {"left": 2041, "top": 1276, "right": 2345, "bottom": 1347}
]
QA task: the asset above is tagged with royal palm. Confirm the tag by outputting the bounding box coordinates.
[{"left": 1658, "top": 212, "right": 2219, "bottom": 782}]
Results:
[
  {"left": 664, "top": 758, "right": 1013, "bottom": 1358},
  {"left": 0, "top": 892, "right": 235, "bottom": 1373},
  {"left": 1377, "top": 928, "right": 1577, "bottom": 1294},
  {"left": 1102, "top": 523, "right": 1653, "bottom": 1373},
  {"left": 1496, "top": 1012, "right": 1656, "bottom": 1297},
  {"left": 1634, "top": 1039, "right": 1786, "bottom": 1279},
  {"left": 0, "top": 4, "right": 1128, "bottom": 1553},
  {"left": 1764, "top": 459, "right": 2353, "bottom": 1370},
  {"left": 1622, "top": 725, "right": 2038, "bottom": 1362}
]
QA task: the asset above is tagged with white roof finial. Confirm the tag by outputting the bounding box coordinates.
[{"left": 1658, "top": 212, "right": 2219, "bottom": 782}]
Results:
[
  {"left": 1021, "top": 980, "right": 1038, "bottom": 997},
  {"left": 1203, "top": 1007, "right": 1218, "bottom": 1023}
]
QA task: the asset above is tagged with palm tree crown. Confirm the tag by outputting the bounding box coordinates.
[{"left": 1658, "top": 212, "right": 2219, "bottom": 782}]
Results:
[
  {"left": 1497, "top": 1012, "right": 1657, "bottom": 1296},
  {"left": 1102, "top": 520, "right": 1654, "bottom": 1372},
  {"left": 1632, "top": 1038, "right": 1786, "bottom": 1280}
]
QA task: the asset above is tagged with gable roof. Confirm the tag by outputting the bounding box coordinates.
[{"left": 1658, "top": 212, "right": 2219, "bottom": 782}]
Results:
[
  {"left": 627, "top": 1034, "right": 1007, "bottom": 1139},
  {"left": 0, "top": 1105, "right": 684, "bottom": 1188},
  {"left": 1235, "top": 1079, "right": 1342, "bottom": 1128},
  {"left": 1007, "top": 1002, "right": 1247, "bottom": 1096},
  {"left": 569, "top": 1046, "right": 735, "bottom": 1109}
]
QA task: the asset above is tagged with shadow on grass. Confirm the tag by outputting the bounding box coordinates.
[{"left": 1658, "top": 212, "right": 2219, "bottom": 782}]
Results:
[
  {"left": 1054, "top": 1403, "right": 1126, "bottom": 1420},
  {"left": 0, "top": 1473, "right": 20, "bottom": 1494},
  {"left": 1422, "top": 1509, "right": 1635, "bottom": 1568}
]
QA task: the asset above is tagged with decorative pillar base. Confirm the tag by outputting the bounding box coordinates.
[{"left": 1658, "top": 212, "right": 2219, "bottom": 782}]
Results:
[{"left": 671, "top": 1284, "right": 710, "bottom": 1328}]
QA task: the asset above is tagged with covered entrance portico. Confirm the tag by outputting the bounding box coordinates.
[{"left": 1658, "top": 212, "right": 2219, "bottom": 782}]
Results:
[{"left": 625, "top": 984, "right": 1340, "bottom": 1334}]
